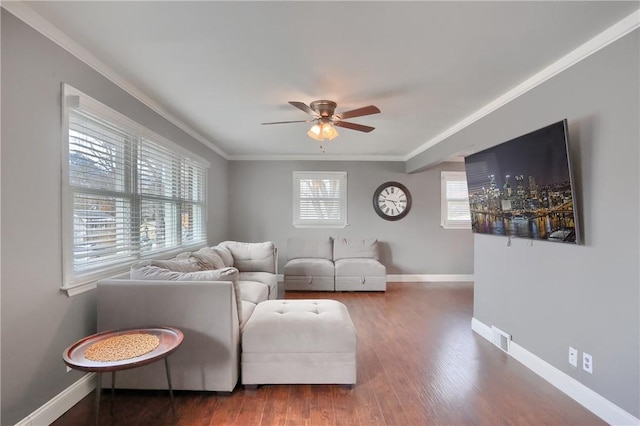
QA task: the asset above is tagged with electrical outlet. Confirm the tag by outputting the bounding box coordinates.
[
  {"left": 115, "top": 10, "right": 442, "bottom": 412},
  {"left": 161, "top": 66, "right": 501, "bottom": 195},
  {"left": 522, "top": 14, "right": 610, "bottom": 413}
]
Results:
[
  {"left": 568, "top": 346, "right": 578, "bottom": 367},
  {"left": 583, "top": 352, "right": 593, "bottom": 374}
]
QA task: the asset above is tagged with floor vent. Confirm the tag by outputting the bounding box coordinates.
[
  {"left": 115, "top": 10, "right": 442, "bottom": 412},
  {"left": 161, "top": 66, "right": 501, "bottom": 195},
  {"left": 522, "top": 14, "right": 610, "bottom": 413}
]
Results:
[{"left": 491, "top": 326, "right": 511, "bottom": 353}]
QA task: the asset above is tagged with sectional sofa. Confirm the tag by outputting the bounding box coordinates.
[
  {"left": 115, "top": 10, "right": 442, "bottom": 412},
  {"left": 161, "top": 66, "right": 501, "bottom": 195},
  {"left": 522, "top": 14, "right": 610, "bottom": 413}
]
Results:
[
  {"left": 284, "top": 237, "right": 387, "bottom": 292},
  {"left": 96, "top": 241, "right": 277, "bottom": 392}
]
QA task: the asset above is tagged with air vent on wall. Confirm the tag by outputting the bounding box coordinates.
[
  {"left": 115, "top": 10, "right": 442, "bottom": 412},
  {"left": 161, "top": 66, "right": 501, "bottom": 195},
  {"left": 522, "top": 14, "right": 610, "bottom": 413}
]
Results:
[{"left": 491, "top": 325, "right": 512, "bottom": 353}]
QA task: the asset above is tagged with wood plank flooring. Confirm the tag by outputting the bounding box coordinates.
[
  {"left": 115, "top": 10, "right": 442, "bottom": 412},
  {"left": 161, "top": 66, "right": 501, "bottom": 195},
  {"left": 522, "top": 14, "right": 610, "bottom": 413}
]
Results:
[{"left": 52, "top": 282, "right": 605, "bottom": 425}]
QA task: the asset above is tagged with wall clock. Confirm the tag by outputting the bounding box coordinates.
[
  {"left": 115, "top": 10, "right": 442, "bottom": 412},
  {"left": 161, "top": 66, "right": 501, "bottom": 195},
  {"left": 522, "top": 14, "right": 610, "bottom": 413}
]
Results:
[{"left": 373, "top": 182, "right": 412, "bottom": 221}]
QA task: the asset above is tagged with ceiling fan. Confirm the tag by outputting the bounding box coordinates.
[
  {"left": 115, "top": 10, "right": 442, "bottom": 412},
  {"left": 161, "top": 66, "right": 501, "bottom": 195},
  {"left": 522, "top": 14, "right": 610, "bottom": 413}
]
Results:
[{"left": 262, "top": 100, "right": 381, "bottom": 141}]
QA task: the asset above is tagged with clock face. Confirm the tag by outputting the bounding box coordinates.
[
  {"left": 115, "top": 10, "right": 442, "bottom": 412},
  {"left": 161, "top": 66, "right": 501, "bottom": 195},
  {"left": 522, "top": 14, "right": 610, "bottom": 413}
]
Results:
[{"left": 373, "top": 182, "right": 412, "bottom": 221}]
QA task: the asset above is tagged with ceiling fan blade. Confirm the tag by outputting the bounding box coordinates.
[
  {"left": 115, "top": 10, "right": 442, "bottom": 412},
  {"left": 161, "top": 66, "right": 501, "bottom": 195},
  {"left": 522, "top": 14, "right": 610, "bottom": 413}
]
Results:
[
  {"left": 333, "top": 121, "right": 375, "bottom": 133},
  {"left": 288, "top": 101, "right": 318, "bottom": 116},
  {"left": 261, "top": 119, "right": 313, "bottom": 125},
  {"left": 336, "top": 105, "right": 380, "bottom": 120}
]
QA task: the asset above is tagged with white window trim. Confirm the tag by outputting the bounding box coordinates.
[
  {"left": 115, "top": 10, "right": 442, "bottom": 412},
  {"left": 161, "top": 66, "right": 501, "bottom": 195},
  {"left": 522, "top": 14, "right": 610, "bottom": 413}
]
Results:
[
  {"left": 441, "top": 171, "right": 472, "bottom": 230},
  {"left": 293, "top": 171, "right": 348, "bottom": 228},
  {"left": 61, "top": 84, "right": 209, "bottom": 296}
]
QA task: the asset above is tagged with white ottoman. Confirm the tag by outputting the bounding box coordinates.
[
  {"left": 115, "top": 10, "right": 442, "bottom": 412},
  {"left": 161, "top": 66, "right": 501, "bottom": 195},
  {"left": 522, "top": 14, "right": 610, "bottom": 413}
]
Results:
[{"left": 241, "top": 299, "right": 357, "bottom": 386}]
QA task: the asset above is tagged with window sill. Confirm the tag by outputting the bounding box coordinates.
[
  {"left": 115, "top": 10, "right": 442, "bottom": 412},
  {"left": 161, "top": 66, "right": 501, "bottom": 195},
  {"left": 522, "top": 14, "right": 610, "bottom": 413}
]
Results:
[
  {"left": 441, "top": 223, "right": 472, "bottom": 230},
  {"left": 61, "top": 243, "right": 209, "bottom": 297},
  {"left": 60, "top": 281, "right": 97, "bottom": 297}
]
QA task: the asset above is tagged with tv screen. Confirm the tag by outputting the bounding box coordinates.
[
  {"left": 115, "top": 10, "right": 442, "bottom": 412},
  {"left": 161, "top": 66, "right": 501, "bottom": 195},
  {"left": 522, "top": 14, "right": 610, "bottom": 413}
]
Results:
[{"left": 463, "top": 119, "right": 580, "bottom": 244}]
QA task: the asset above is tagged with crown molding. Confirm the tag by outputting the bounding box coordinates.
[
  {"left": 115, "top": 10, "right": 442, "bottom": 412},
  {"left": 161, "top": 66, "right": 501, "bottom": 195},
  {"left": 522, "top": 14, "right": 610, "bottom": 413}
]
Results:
[
  {"left": 1, "top": 1, "right": 228, "bottom": 160},
  {"left": 405, "top": 9, "right": 640, "bottom": 162},
  {"left": 227, "top": 154, "right": 406, "bottom": 162}
]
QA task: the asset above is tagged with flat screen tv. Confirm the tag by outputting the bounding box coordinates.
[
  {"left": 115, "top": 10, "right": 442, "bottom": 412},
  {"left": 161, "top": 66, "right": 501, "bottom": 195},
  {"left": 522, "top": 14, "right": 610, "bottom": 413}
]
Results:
[{"left": 463, "top": 119, "right": 580, "bottom": 244}]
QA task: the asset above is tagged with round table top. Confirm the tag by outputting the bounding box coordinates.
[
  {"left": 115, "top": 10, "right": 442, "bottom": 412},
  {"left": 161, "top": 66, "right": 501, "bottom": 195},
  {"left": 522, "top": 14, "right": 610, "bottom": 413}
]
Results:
[{"left": 63, "top": 326, "right": 183, "bottom": 373}]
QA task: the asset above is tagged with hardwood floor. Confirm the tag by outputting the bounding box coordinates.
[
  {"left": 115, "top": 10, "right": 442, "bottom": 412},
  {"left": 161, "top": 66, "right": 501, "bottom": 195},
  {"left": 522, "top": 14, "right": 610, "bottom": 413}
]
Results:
[{"left": 53, "top": 282, "right": 605, "bottom": 425}]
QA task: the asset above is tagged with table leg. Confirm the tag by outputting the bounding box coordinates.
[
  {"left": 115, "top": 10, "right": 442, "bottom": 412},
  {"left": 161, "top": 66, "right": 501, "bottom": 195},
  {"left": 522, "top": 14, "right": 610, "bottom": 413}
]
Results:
[
  {"left": 95, "top": 372, "right": 102, "bottom": 426},
  {"left": 111, "top": 371, "right": 116, "bottom": 415},
  {"left": 164, "top": 357, "right": 176, "bottom": 417}
]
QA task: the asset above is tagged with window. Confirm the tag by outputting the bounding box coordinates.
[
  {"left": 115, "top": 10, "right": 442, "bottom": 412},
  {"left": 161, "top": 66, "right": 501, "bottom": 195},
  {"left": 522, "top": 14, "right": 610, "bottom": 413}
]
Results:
[
  {"left": 61, "top": 84, "right": 208, "bottom": 294},
  {"left": 293, "top": 171, "right": 347, "bottom": 227},
  {"left": 441, "top": 171, "right": 471, "bottom": 229}
]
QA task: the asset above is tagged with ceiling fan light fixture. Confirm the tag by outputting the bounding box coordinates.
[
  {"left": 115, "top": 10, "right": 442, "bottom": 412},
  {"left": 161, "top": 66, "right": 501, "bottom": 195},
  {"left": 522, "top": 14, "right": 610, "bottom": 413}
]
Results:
[
  {"left": 307, "top": 123, "right": 322, "bottom": 139},
  {"left": 322, "top": 122, "right": 339, "bottom": 140},
  {"left": 307, "top": 120, "right": 338, "bottom": 141}
]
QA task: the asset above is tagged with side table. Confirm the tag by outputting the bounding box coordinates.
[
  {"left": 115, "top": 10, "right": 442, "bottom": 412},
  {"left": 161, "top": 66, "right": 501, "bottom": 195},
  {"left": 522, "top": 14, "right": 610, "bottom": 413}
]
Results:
[{"left": 63, "top": 326, "right": 183, "bottom": 425}]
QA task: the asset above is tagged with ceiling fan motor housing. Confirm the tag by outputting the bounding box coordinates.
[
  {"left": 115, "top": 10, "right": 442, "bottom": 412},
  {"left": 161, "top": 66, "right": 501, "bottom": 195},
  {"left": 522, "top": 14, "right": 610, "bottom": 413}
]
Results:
[{"left": 310, "top": 100, "right": 337, "bottom": 118}]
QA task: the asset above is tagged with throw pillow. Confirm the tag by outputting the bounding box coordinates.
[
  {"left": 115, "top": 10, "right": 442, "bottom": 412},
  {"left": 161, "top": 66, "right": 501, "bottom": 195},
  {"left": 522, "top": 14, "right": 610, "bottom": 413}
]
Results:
[
  {"left": 151, "top": 258, "right": 201, "bottom": 272},
  {"left": 212, "top": 245, "right": 234, "bottom": 267},
  {"left": 131, "top": 258, "right": 200, "bottom": 274},
  {"left": 175, "top": 252, "right": 192, "bottom": 260},
  {"left": 191, "top": 247, "right": 225, "bottom": 270},
  {"left": 130, "top": 264, "right": 184, "bottom": 281}
]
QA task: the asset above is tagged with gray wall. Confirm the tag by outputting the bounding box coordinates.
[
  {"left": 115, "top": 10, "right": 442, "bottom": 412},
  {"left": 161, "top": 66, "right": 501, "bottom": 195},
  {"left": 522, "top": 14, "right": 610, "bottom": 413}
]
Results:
[
  {"left": 228, "top": 160, "right": 473, "bottom": 274},
  {"left": 410, "top": 30, "right": 640, "bottom": 417},
  {"left": 0, "top": 11, "right": 228, "bottom": 424}
]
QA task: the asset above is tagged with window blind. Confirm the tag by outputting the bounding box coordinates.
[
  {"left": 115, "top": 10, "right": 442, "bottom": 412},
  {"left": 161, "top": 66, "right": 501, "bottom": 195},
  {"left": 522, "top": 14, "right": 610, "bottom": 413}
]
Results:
[
  {"left": 293, "top": 172, "right": 347, "bottom": 227},
  {"left": 62, "top": 84, "right": 208, "bottom": 290},
  {"left": 441, "top": 171, "right": 471, "bottom": 229}
]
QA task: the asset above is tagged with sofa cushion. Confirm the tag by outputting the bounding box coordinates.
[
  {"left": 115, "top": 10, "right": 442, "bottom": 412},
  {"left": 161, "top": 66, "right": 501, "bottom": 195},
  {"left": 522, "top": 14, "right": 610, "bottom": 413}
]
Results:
[
  {"left": 241, "top": 300, "right": 257, "bottom": 331},
  {"left": 334, "top": 258, "right": 386, "bottom": 276},
  {"left": 287, "top": 237, "right": 333, "bottom": 260},
  {"left": 238, "top": 280, "right": 269, "bottom": 304},
  {"left": 239, "top": 272, "right": 278, "bottom": 299},
  {"left": 220, "top": 241, "right": 276, "bottom": 273},
  {"left": 333, "top": 238, "right": 380, "bottom": 261},
  {"left": 191, "top": 246, "right": 226, "bottom": 270},
  {"left": 283, "top": 258, "right": 335, "bottom": 276}
]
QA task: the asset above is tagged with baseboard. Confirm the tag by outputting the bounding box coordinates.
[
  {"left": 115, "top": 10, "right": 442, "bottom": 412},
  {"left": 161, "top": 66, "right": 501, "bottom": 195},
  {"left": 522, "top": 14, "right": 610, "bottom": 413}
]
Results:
[
  {"left": 387, "top": 274, "right": 474, "bottom": 282},
  {"left": 16, "top": 373, "right": 96, "bottom": 426},
  {"left": 471, "top": 317, "right": 494, "bottom": 341},
  {"left": 278, "top": 274, "right": 474, "bottom": 283},
  {"left": 471, "top": 317, "right": 640, "bottom": 426}
]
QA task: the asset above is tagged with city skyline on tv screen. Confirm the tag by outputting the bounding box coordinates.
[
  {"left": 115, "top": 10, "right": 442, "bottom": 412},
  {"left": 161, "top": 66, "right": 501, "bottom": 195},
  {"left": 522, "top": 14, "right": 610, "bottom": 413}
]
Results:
[{"left": 464, "top": 120, "right": 579, "bottom": 244}]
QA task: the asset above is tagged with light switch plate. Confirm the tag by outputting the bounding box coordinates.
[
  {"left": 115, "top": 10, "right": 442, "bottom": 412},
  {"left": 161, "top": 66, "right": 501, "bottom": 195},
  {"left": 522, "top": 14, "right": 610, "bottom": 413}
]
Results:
[{"left": 569, "top": 346, "right": 578, "bottom": 367}]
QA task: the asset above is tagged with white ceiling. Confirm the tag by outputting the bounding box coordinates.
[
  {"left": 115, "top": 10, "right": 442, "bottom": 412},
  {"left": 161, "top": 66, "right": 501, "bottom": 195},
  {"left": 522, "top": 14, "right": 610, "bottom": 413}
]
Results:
[{"left": 16, "top": 1, "right": 640, "bottom": 160}]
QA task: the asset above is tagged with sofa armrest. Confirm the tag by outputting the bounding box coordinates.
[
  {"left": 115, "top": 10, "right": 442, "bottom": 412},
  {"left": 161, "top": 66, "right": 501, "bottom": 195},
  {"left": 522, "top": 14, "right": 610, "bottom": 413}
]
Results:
[{"left": 97, "top": 278, "right": 240, "bottom": 391}]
